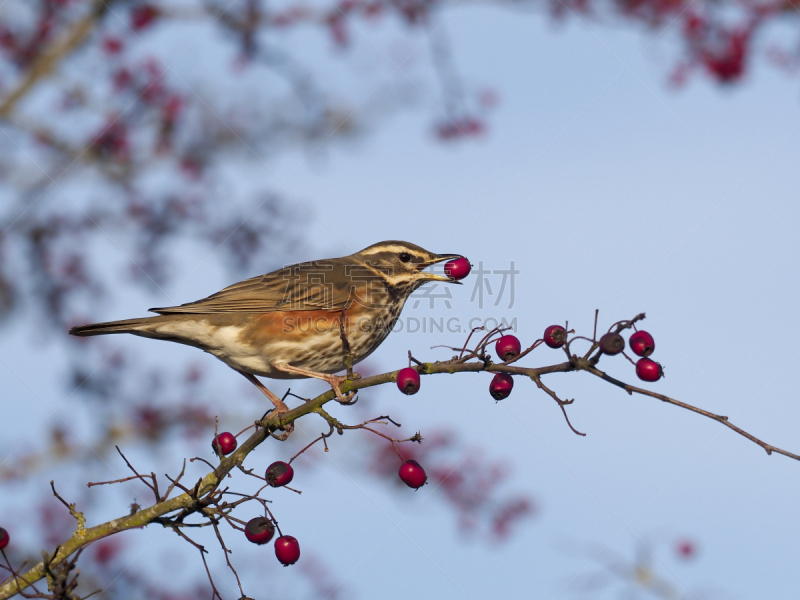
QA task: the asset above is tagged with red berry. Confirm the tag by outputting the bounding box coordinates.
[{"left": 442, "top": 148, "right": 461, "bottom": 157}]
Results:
[
  {"left": 398, "top": 459, "right": 427, "bottom": 489},
  {"left": 211, "top": 432, "right": 237, "bottom": 456},
  {"left": 543, "top": 325, "right": 566, "bottom": 349},
  {"left": 266, "top": 461, "right": 294, "bottom": 487},
  {"left": 495, "top": 335, "right": 521, "bottom": 361},
  {"left": 102, "top": 36, "right": 123, "bottom": 54},
  {"left": 599, "top": 332, "right": 624, "bottom": 355},
  {"left": 444, "top": 257, "right": 471, "bottom": 280},
  {"left": 0, "top": 527, "right": 8, "bottom": 550},
  {"left": 396, "top": 367, "right": 420, "bottom": 395},
  {"left": 274, "top": 535, "right": 300, "bottom": 565},
  {"left": 244, "top": 517, "right": 275, "bottom": 545},
  {"left": 676, "top": 538, "right": 695, "bottom": 559},
  {"left": 131, "top": 4, "right": 160, "bottom": 30},
  {"left": 636, "top": 358, "right": 663, "bottom": 382},
  {"left": 629, "top": 330, "right": 655, "bottom": 357},
  {"left": 489, "top": 373, "right": 514, "bottom": 400}
]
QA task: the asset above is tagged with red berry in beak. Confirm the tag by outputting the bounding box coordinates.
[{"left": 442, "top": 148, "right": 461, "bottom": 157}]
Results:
[
  {"left": 495, "top": 335, "right": 521, "bottom": 361},
  {"left": 629, "top": 331, "right": 655, "bottom": 357},
  {"left": 444, "top": 257, "right": 471, "bottom": 280},
  {"left": 266, "top": 461, "right": 294, "bottom": 487},
  {"left": 211, "top": 432, "right": 237, "bottom": 456},
  {"left": 396, "top": 367, "right": 420, "bottom": 395},
  {"left": 275, "top": 535, "right": 301, "bottom": 565},
  {"left": 489, "top": 373, "right": 514, "bottom": 400},
  {"left": 244, "top": 517, "right": 275, "bottom": 545},
  {"left": 398, "top": 459, "right": 427, "bottom": 489},
  {"left": 599, "top": 332, "right": 625, "bottom": 355},
  {"left": 636, "top": 358, "right": 663, "bottom": 382},
  {"left": 543, "top": 325, "right": 567, "bottom": 349}
]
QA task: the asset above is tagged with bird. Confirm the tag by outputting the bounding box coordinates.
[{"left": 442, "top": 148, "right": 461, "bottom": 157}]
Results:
[{"left": 70, "top": 241, "right": 463, "bottom": 415}]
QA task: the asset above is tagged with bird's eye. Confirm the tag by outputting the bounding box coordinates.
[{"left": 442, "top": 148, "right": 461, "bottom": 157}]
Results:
[{"left": 398, "top": 252, "right": 411, "bottom": 263}]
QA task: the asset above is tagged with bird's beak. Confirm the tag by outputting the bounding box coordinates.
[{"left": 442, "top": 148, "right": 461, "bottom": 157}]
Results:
[{"left": 417, "top": 254, "right": 464, "bottom": 284}]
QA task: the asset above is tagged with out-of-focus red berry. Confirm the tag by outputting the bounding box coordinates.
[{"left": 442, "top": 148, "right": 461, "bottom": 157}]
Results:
[
  {"left": 629, "top": 330, "right": 655, "bottom": 357},
  {"left": 93, "top": 539, "right": 121, "bottom": 566},
  {"left": 275, "top": 535, "right": 300, "bottom": 565},
  {"left": 543, "top": 325, "right": 566, "bottom": 349},
  {"left": 489, "top": 373, "right": 514, "bottom": 400},
  {"left": 676, "top": 538, "right": 696, "bottom": 559},
  {"left": 112, "top": 68, "right": 133, "bottom": 91},
  {"left": 495, "top": 335, "right": 521, "bottom": 361},
  {"left": 0, "top": 527, "right": 8, "bottom": 550},
  {"left": 265, "top": 461, "right": 294, "bottom": 487},
  {"left": 245, "top": 517, "right": 275, "bottom": 545},
  {"left": 396, "top": 367, "right": 420, "bottom": 395},
  {"left": 398, "top": 460, "right": 427, "bottom": 489},
  {"left": 444, "top": 257, "right": 471, "bottom": 280},
  {"left": 636, "top": 358, "right": 663, "bottom": 382},
  {"left": 599, "top": 332, "right": 625, "bottom": 355},
  {"left": 436, "top": 118, "right": 485, "bottom": 140},
  {"left": 131, "top": 4, "right": 160, "bottom": 31},
  {"left": 478, "top": 88, "right": 500, "bottom": 108},
  {"left": 702, "top": 30, "right": 748, "bottom": 83},
  {"left": 102, "top": 37, "right": 124, "bottom": 54},
  {"left": 211, "top": 432, "right": 237, "bottom": 456}
]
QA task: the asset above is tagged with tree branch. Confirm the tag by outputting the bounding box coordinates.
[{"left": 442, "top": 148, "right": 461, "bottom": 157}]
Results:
[
  {"left": 2, "top": 343, "right": 797, "bottom": 598},
  {"left": 0, "top": 0, "right": 112, "bottom": 119},
  {"left": 584, "top": 364, "right": 800, "bottom": 461}
]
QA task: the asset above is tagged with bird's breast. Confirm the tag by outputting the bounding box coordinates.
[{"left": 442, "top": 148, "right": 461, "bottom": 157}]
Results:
[{"left": 229, "top": 303, "right": 404, "bottom": 376}]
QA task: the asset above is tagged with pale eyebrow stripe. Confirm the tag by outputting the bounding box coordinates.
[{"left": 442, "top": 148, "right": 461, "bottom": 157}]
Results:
[{"left": 360, "top": 246, "right": 423, "bottom": 256}]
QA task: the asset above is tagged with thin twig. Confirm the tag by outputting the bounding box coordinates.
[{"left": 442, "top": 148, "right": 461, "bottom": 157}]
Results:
[
  {"left": 586, "top": 365, "right": 800, "bottom": 460},
  {"left": 115, "top": 446, "right": 159, "bottom": 502}
]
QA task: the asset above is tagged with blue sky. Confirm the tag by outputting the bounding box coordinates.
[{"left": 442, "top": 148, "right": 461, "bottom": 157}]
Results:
[{"left": 258, "top": 8, "right": 800, "bottom": 598}]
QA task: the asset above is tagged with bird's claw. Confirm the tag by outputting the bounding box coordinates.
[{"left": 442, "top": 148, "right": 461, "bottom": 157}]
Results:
[{"left": 324, "top": 374, "right": 356, "bottom": 404}]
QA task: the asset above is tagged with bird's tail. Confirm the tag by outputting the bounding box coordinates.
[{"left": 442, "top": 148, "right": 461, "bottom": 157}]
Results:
[{"left": 69, "top": 317, "right": 157, "bottom": 337}]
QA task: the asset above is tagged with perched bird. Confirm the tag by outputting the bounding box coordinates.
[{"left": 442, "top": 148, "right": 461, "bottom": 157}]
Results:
[{"left": 70, "top": 241, "right": 463, "bottom": 414}]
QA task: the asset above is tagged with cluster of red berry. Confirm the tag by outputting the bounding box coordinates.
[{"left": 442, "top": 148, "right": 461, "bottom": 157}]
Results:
[
  {"left": 244, "top": 516, "right": 300, "bottom": 567},
  {"left": 395, "top": 322, "right": 662, "bottom": 411},
  {"left": 598, "top": 329, "right": 662, "bottom": 382},
  {"left": 541, "top": 324, "right": 663, "bottom": 382},
  {"left": 211, "top": 433, "right": 300, "bottom": 565},
  {"left": 394, "top": 330, "right": 535, "bottom": 404},
  {"left": 401, "top": 258, "right": 663, "bottom": 495},
  {"left": 211, "top": 425, "right": 427, "bottom": 559}
]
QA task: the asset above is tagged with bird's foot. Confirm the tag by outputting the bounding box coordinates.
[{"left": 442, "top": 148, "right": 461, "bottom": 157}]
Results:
[
  {"left": 271, "top": 363, "right": 356, "bottom": 405},
  {"left": 238, "top": 370, "right": 291, "bottom": 414},
  {"left": 322, "top": 373, "right": 358, "bottom": 405}
]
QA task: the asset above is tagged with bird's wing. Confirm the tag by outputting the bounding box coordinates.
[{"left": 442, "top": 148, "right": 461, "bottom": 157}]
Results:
[{"left": 150, "top": 261, "right": 365, "bottom": 315}]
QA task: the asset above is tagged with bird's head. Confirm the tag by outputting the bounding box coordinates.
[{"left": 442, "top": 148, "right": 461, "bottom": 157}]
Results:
[{"left": 350, "top": 241, "right": 464, "bottom": 291}]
